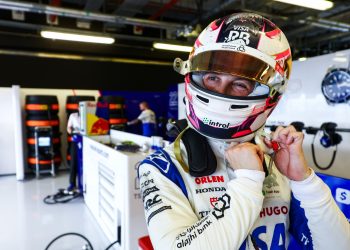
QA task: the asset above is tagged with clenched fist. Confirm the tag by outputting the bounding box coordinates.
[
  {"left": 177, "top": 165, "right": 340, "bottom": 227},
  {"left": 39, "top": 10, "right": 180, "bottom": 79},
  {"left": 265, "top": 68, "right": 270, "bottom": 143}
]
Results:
[
  {"left": 264, "top": 125, "right": 311, "bottom": 181},
  {"left": 225, "top": 142, "right": 264, "bottom": 172}
]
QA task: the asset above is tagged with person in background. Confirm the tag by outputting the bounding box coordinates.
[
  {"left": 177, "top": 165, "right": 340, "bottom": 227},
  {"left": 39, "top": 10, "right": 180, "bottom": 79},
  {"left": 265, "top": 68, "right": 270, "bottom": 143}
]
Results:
[
  {"left": 137, "top": 12, "right": 350, "bottom": 249},
  {"left": 67, "top": 112, "right": 80, "bottom": 135},
  {"left": 66, "top": 111, "right": 81, "bottom": 191},
  {"left": 127, "top": 101, "right": 157, "bottom": 137}
]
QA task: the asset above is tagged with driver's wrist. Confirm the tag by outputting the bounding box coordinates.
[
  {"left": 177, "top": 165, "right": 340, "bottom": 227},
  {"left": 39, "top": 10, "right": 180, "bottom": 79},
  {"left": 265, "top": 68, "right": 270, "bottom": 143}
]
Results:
[
  {"left": 303, "top": 167, "right": 312, "bottom": 180},
  {"left": 293, "top": 167, "right": 312, "bottom": 181}
]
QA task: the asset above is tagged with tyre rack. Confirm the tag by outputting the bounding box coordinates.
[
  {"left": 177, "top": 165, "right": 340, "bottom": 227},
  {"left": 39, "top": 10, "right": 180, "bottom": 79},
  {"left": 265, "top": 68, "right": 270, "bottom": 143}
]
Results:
[{"left": 34, "top": 126, "right": 55, "bottom": 178}]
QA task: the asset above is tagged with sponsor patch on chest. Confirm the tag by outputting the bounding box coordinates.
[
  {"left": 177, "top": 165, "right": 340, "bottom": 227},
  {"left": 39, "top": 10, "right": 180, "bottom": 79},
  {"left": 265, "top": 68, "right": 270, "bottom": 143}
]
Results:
[
  {"left": 194, "top": 175, "right": 225, "bottom": 184},
  {"left": 191, "top": 174, "right": 228, "bottom": 218}
]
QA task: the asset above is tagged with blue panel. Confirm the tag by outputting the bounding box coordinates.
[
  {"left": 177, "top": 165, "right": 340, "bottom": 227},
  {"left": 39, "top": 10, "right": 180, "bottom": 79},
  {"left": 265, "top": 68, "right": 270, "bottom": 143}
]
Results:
[
  {"left": 95, "top": 101, "right": 110, "bottom": 121},
  {"left": 141, "top": 149, "right": 188, "bottom": 199},
  {"left": 317, "top": 173, "right": 350, "bottom": 221},
  {"left": 100, "top": 90, "right": 168, "bottom": 135},
  {"left": 289, "top": 194, "right": 313, "bottom": 249},
  {"left": 167, "top": 84, "right": 179, "bottom": 120},
  {"left": 289, "top": 173, "right": 350, "bottom": 249},
  {"left": 288, "top": 234, "right": 302, "bottom": 250}
]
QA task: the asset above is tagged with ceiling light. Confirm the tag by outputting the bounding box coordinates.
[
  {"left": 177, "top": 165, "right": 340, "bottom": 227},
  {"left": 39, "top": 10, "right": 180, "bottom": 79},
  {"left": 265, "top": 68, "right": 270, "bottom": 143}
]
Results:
[
  {"left": 298, "top": 57, "right": 307, "bottom": 61},
  {"left": 41, "top": 30, "right": 115, "bottom": 44},
  {"left": 273, "top": 0, "right": 333, "bottom": 10},
  {"left": 153, "top": 42, "right": 192, "bottom": 52}
]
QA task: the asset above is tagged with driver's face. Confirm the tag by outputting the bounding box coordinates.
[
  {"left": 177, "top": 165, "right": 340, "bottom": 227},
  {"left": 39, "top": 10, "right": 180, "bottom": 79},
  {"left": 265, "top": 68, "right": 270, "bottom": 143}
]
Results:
[{"left": 202, "top": 72, "right": 255, "bottom": 97}]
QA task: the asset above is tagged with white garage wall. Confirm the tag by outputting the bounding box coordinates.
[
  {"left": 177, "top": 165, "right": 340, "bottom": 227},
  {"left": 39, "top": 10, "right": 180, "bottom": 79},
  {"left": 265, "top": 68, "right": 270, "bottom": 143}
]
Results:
[
  {"left": 268, "top": 49, "right": 350, "bottom": 179},
  {"left": 0, "top": 87, "right": 18, "bottom": 176},
  {"left": 178, "top": 83, "right": 186, "bottom": 120},
  {"left": 268, "top": 49, "right": 350, "bottom": 127}
]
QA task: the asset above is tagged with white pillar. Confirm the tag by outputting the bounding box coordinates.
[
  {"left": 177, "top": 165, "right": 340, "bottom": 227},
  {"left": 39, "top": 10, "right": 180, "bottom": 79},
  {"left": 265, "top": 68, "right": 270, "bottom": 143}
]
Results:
[{"left": 12, "top": 85, "right": 25, "bottom": 180}]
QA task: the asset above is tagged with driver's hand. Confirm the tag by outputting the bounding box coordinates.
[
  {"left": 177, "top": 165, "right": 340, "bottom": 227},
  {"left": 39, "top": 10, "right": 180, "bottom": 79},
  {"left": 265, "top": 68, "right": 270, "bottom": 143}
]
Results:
[{"left": 225, "top": 142, "right": 264, "bottom": 172}]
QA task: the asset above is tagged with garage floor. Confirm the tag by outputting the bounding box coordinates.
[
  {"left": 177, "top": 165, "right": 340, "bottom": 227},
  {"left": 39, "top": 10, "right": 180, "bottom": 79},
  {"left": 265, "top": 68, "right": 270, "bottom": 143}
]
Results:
[{"left": 0, "top": 172, "right": 116, "bottom": 250}]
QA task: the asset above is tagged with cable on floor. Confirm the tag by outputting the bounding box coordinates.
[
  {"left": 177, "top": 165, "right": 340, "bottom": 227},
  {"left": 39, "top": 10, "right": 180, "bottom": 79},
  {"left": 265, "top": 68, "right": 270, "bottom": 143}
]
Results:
[
  {"left": 104, "top": 240, "right": 119, "bottom": 250},
  {"left": 44, "top": 232, "right": 120, "bottom": 250},
  {"left": 43, "top": 188, "right": 82, "bottom": 204},
  {"left": 44, "top": 232, "right": 94, "bottom": 250}
]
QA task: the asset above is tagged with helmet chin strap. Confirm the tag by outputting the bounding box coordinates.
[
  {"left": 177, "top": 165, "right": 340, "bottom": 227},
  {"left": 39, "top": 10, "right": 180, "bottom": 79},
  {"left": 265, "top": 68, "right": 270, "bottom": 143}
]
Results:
[
  {"left": 208, "top": 124, "right": 274, "bottom": 153},
  {"left": 173, "top": 122, "right": 217, "bottom": 177},
  {"left": 204, "top": 129, "right": 257, "bottom": 144},
  {"left": 174, "top": 125, "right": 190, "bottom": 173},
  {"left": 173, "top": 119, "right": 270, "bottom": 177},
  {"left": 254, "top": 126, "right": 275, "bottom": 155},
  {"left": 205, "top": 128, "right": 259, "bottom": 158}
]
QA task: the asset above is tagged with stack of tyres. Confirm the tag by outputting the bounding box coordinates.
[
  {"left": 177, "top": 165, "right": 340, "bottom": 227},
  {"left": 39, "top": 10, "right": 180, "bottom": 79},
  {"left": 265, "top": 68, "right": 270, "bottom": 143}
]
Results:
[
  {"left": 98, "top": 95, "right": 127, "bottom": 131},
  {"left": 25, "top": 95, "right": 62, "bottom": 170},
  {"left": 65, "top": 95, "right": 95, "bottom": 165}
]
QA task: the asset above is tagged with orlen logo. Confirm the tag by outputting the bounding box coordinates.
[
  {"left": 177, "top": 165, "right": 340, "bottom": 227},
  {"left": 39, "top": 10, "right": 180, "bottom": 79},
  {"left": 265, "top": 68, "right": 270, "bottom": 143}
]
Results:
[
  {"left": 195, "top": 175, "right": 224, "bottom": 185},
  {"left": 202, "top": 118, "right": 230, "bottom": 129}
]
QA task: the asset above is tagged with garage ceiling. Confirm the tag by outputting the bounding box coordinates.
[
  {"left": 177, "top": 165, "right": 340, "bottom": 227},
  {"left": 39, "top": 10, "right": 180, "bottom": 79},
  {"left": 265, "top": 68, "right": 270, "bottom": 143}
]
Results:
[{"left": 0, "top": 0, "right": 349, "bottom": 62}]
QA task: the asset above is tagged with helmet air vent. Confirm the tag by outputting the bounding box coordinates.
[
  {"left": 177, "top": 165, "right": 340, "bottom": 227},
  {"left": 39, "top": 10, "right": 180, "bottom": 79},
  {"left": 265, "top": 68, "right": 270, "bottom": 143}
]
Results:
[
  {"left": 196, "top": 95, "right": 209, "bottom": 103},
  {"left": 230, "top": 104, "right": 249, "bottom": 109}
]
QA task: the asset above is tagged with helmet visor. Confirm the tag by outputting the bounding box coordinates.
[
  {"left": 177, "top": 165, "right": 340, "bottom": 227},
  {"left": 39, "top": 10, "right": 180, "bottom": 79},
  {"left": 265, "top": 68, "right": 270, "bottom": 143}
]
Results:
[{"left": 190, "top": 50, "right": 276, "bottom": 85}]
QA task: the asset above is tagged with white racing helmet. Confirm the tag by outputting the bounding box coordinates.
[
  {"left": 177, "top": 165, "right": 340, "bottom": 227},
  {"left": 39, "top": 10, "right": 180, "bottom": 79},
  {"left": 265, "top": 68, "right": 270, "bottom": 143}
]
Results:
[{"left": 174, "top": 12, "right": 292, "bottom": 141}]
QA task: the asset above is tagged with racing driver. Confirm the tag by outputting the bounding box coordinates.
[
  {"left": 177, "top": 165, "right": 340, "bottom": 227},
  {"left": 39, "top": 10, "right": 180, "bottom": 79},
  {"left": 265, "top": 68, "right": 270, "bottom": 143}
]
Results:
[{"left": 138, "top": 12, "right": 350, "bottom": 250}]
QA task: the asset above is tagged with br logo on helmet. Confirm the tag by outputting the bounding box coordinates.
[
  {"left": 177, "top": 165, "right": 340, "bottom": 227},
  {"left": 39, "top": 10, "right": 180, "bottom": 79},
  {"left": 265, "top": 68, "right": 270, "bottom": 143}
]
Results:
[
  {"left": 203, "top": 118, "right": 230, "bottom": 129},
  {"left": 224, "top": 29, "right": 250, "bottom": 45}
]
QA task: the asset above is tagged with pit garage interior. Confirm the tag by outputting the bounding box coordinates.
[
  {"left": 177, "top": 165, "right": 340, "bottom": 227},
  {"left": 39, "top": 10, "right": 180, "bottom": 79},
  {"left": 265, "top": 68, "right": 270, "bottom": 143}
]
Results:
[{"left": 0, "top": 1, "right": 349, "bottom": 249}]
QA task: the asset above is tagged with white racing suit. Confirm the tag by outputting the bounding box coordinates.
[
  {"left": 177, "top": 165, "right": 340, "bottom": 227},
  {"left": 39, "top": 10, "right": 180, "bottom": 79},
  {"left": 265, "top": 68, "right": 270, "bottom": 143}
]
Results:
[{"left": 138, "top": 139, "right": 350, "bottom": 250}]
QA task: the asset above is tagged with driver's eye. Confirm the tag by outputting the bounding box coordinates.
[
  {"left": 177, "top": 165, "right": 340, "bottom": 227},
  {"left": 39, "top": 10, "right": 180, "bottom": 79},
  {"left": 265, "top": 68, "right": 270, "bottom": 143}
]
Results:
[{"left": 208, "top": 76, "right": 219, "bottom": 81}]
